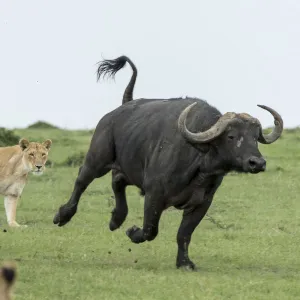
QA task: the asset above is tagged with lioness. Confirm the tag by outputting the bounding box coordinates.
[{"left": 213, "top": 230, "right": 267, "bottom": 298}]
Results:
[
  {"left": 0, "top": 138, "right": 52, "bottom": 227},
  {"left": 0, "top": 262, "right": 16, "bottom": 300}
]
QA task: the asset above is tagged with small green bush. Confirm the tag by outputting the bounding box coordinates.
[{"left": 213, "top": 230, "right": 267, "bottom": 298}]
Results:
[
  {"left": 45, "top": 159, "right": 54, "bottom": 168},
  {"left": 0, "top": 127, "right": 20, "bottom": 147},
  {"left": 62, "top": 151, "right": 86, "bottom": 167},
  {"left": 51, "top": 137, "right": 77, "bottom": 146},
  {"left": 27, "top": 121, "right": 59, "bottom": 129}
]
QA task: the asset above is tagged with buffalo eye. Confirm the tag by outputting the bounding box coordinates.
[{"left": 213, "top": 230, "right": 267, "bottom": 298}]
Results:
[{"left": 228, "top": 135, "right": 235, "bottom": 140}]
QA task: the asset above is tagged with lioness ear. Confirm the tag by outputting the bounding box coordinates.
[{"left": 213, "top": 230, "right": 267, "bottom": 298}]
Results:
[
  {"left": 42, "top": 139, "right": 52, "bottom": 150},
  {"left": 0, "top": 261, "right": 17, "bottom": 285},
  {"left": 19, "top": 138, "right": 30, "bottom": 151}
]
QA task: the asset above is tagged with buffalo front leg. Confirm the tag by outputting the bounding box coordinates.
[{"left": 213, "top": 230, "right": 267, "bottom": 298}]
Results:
[
  {"left": 109, "top": 170, "right": 129, "bottom": 231},
  {"left": 176, "top": 200, "right": 212, "bottom": 270},
  {"left": 126, "top": 194, "right": 164, "bottom": 243},
  {"left": 4, "top": 195, "right": 25, "bottom": 228},
  {"left": 53, "top": 164, "right": 102, "bottom": 227}
]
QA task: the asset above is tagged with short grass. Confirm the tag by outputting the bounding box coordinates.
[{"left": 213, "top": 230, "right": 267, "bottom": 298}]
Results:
[{"left": 1, "top": 128, "right": 300, "bottom": 300}]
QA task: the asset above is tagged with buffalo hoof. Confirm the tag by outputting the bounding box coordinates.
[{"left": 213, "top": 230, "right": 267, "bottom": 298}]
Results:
[
  {"left": 176, "top": 260, "right": 197, "bottom": 271},
  {"left": 109, "top": 208, "right": 127, "bottom": 231},
  {"left": 53, "top": 212, "right": 63, "bottom": 226},
  {"left": 109, "top": 219, "right": 119, "bottom": 231},
  {"left": 126, "top": 225, "right": 146, "bottom": 244},
  {"left": 53, "top": 205, "right": 76, "bottom": 227}
]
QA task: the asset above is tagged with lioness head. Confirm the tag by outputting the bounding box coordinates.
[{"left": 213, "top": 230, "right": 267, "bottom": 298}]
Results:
[
  {"left": 19, "top": 138, "right": 52, "bottom": 175},
  {"left": 0, "top": 262, "right": 16, "bottom": 300}
]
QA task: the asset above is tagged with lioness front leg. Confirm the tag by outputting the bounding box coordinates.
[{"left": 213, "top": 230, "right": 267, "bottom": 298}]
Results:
[{"left": 4, "top": 195, "right": 27, "bottom": 228}]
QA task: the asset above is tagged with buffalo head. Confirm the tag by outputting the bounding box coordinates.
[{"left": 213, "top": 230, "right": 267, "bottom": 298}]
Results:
[{"left": 178, "top": 103, "right": 283, "bottom": 174}]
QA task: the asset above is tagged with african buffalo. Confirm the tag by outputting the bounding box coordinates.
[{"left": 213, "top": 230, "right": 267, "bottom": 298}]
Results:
[{"left": 53, "top": 56, "right": 283, "bottom": 270}]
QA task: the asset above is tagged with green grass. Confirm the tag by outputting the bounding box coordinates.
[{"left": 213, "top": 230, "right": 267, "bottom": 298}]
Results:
[{"left": 1, "top": 128, "right": 300, "bottom": 300}]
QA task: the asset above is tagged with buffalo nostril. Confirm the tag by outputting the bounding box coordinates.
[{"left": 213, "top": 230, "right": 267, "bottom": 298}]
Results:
[
  {"left": 248, "top": 158, "right": 257, "bottom": 168},
  {"left": 248, "top": 157, "right": 266, "bottom": 171}
]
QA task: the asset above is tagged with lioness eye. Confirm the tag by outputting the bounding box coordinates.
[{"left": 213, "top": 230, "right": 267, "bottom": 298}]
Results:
[
  {"left": 42, "top": 153, "right": 46, "bottom": 157},
  {"left": 30, "top": 153, "right": 34, "bottom": 157}
]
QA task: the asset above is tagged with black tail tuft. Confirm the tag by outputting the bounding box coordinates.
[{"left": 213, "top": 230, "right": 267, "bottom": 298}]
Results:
[
  {"left": 96, "top": 55, "right": 138, "bottom": 104},
  {"left": 96, "top": 56, "right": 128, "bottom": 82}
]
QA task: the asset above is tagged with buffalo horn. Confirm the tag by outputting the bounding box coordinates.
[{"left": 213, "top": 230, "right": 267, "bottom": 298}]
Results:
[
  {"left": 177, "top": 102, "right": 237, "bottom": 143},
  {"left": 257, "top": 104, "right": 283, "bottom": 144}
]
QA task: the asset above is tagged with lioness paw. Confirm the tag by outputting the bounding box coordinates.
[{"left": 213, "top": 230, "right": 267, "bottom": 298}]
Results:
[{"left": 8, "top": 222, "right": 27, "bottom": 228}]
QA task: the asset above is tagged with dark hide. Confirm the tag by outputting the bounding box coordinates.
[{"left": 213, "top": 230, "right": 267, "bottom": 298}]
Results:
[
  {"left": 53, "top": 97, "right": 273, "bottom": 269},
  {"left": 53, "top": 56, "right": 282, "bottom": 270}
]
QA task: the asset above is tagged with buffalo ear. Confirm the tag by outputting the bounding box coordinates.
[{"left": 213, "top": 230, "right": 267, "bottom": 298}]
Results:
[
  {"left": 42, "top": 139, "right": 52, "bottom": 150},
  {"left": 19, "top": 138, "right": 30, "bottom": 151}
]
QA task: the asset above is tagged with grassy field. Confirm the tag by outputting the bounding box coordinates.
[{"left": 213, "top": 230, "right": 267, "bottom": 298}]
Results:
[{"left": 1, "top": 126, "right": 300, "bottom": 300}]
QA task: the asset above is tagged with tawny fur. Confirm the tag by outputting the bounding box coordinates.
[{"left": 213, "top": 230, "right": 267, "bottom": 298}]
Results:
[
  {"left": 0, "top": 138, "right": 52, "bottom": 227},
  {"left": 0, "top": 262, "right": 17, "bottom": 300}
]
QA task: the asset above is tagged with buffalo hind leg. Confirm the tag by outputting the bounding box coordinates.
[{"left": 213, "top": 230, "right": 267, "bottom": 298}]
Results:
[
  {"left": 126, "top": 193, "right": 164, "bottom": 243},
  {"left": 53, "top": 163, "right": 109, "bottom": 227},
  {"left": 109, "top": 169, "right": 129, "bottom": 231}
]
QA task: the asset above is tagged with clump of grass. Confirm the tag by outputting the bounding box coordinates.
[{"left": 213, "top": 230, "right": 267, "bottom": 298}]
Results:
[
  {"left": 284, "top": 127, "right": 300, "bottom": 134},
  {"left": 275, "top": 166, "right": 284, "bottom": 171},
  {"left": 61, "top": 151, "right": 86, "bottom": 167},
  {"left": 27, "top": 121, "right": 59, "bottom": 129},
  {"left": 0, "top": 127, "right": 20, "bottom": 146},
  {"left": 45, "top": 159, "right": 54, "bottom": 168},
  {"left": 51, "top": 137, "right": 77, "bottom": 146}
]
